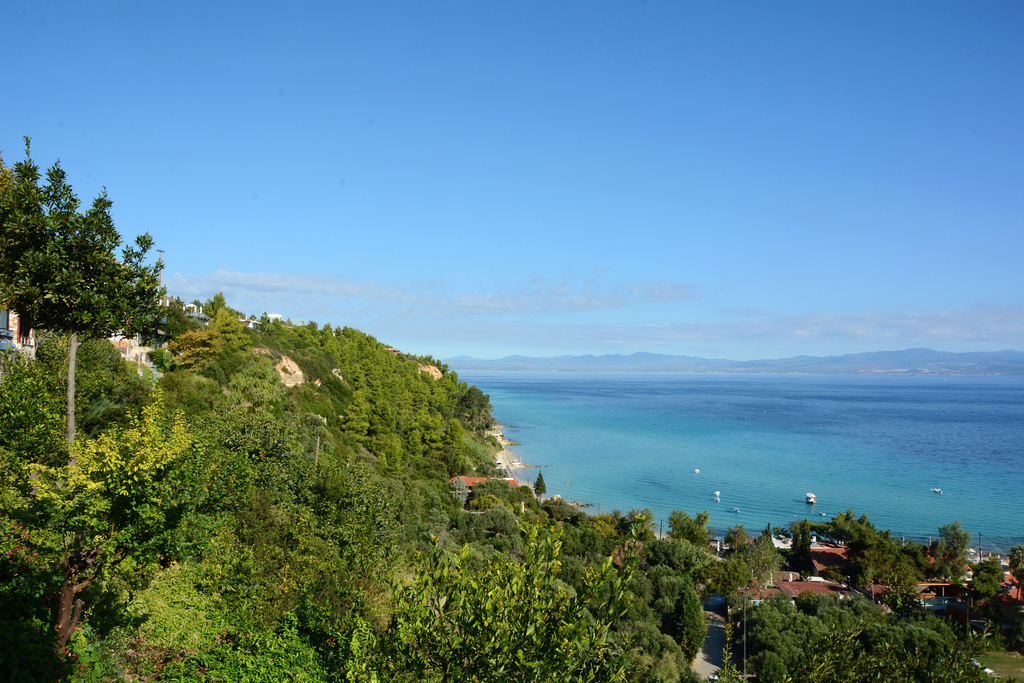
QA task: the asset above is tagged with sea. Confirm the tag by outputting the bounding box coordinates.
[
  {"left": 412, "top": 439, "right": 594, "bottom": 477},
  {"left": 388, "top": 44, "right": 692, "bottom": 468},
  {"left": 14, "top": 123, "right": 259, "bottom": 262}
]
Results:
[{"left": 458, "top": 371, "right": 1024, "bottom": 554}]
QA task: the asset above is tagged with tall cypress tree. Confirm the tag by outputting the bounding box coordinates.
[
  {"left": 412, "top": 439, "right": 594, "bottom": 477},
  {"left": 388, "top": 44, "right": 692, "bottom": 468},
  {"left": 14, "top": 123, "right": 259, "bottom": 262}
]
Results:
[{"left": 533, "top": 469, "right": 547, "bottom": 496}]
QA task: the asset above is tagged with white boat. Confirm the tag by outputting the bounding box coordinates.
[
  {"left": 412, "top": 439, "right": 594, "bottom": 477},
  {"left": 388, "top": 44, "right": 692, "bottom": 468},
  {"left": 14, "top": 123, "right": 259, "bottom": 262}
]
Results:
[
  {"left": 806, "top": 492, "right": 817, "bottom": 504},
  {"left": 931, "top": 488, "right": 942, "bottom": 494},
  {"left": 714, "top": 490, "right": 721, "bottom": 502}
]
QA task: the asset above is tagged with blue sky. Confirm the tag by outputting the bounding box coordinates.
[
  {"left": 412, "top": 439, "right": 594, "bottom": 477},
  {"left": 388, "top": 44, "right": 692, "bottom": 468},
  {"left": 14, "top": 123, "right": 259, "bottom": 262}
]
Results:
[{"left": 4, "top": 1, "right": 1022, "bottom": 360}]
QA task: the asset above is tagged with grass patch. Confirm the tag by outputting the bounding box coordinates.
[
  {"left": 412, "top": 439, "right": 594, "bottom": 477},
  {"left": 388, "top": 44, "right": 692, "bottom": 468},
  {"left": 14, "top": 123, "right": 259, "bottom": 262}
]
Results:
[
  {"left": 127, "top": 562, "right": 227, "bottom": 651},
  {"left": 976, "top": 651, "right": 1024, "bottom": 679}
]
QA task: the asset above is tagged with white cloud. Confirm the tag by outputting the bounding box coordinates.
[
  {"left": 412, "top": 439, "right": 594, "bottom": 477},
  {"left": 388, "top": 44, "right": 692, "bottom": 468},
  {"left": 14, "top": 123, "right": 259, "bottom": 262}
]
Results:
[
  {"left": 166, "top": 270, "right": 699, "bottom": 319},
  {"left": 164, "top": 270, "right": 1024, "bottom": 357}
]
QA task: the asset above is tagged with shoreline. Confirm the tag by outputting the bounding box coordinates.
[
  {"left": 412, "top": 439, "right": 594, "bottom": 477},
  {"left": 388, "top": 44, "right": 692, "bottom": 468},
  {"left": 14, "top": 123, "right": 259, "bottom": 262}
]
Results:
[
  {"left": 489, "top": 424, "right": 595, "bottom": 511},
  {"left": 489, "top": 424, "right": 533, "bottom": 482}
]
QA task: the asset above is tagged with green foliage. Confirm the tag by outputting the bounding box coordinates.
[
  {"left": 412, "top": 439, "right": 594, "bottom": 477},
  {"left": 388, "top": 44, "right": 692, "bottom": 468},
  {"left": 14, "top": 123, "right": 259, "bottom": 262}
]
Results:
[
  {"left": 35, "top": 336, "right": 152, "bottom": 438},
  {"left": 377, "top": 523, "right": 640, "bottom": 682},
  {"left": 824, "top": 510, "right": 929, "bottom": 591},
  {"left": 213, "top": 307, "right": 254, "bottom": 352},
  {"left": 203, "top": 292, "right": 228, "bottom": 321},
  {"left": 969, "top": 557, "right": 1004, "bottom": 601},
  {"left": 1008, "top": 544, "right": 1024, "bottom": 600},
  {"left": 149, "top": 611, "right": 331, "bottom": 682},
  {"left": 667, "top": 509, "right": 712, "bottom": 548},
  {"left": 789, "top": 518, "right": 814, "bottom": 573},
  {"left": 879, "top": 556, "right": 924, "bottom": 614},
  {"left": 745, "top": 531, "right": 783, "bottom": 587},
  {"left": 148, "top": 347, "right": 176, "bottom": 373},
  {"left": 0, "top": 352, "right": 66, "bottom": 479},
  {"left": 27, "top": 396, "right": 196, "bottom": 645},
  {"left": 0, "top": 141, "right": 163, "bottom": 340},
  {"left": 533, "top": 469, "right": 547, "bottom": 496},
  {"left": 704, "top": 555, "right": 751, "bottom": 597},
  {"left": 456, "top": 385, "right": 494, "bottom": 437},
  {"left": 169, "top": 328, "right": 223, "bottom": 371},
  {"left": 931, "top": 520, "right": 971, "bottom": 583},
  {"left": 725, "top": 524, "right": 748, "bottom": 552},
  {"left": 739, "top": 591, "right": 989, "bottom": 683},
  {"left": 671, "top": 574, "right": 706, "bottom": 662},
  {"left": 0, "top": 139, "right": 163, "bottom": 443},
  {"left": 228, "top": 357, "right": 287, "bottom": 409},
  {"left": 0, "top": 516, "right": 66, "bottom": 681}
]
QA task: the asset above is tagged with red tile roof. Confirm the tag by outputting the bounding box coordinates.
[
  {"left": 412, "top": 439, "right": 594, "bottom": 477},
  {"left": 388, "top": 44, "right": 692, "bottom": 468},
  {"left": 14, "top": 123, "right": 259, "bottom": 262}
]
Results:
[
  {"left": 810, "top": 546, "right": 849, "bottom": 574},
  {"left": 776, "top": 580, "right": 849, "bottom": 597},
  {"left": 449, "top": 476, "right": 525, "bottom": 489}
]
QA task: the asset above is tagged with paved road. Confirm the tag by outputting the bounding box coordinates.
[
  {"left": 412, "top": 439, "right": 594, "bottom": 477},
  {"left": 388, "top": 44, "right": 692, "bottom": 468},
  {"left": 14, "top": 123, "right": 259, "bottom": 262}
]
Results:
[{"left": 693, "top": 609, "right": 726, "bottom": 679}]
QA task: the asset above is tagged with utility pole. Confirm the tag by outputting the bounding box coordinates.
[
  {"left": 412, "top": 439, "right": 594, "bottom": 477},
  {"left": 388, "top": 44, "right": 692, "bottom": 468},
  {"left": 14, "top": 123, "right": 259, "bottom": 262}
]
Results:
[
  {"left": 743, "top": 593, "right": 747, "bottom": 677},
  {"left": 156, "top": 249, "right": 165, "bottom": 287}
]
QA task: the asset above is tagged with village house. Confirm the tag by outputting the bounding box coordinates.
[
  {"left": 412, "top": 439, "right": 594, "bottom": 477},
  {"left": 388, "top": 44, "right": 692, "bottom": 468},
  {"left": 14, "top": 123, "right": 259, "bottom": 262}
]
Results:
[{"left": 0, "top": 308, "right": 35, "bottom": 353}]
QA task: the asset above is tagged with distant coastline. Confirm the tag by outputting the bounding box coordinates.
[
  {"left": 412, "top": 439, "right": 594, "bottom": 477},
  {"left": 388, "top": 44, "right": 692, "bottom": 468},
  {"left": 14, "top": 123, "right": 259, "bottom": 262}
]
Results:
[{"left": 448, "top": 348, "right": 1024, "bottom": 375}]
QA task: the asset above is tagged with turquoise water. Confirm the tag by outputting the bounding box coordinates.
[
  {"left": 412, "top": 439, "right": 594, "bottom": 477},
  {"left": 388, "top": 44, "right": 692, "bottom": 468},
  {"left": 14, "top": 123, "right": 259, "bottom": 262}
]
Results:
[{"left": 458, "top": 372, "right": 1024, "bottom": 553}]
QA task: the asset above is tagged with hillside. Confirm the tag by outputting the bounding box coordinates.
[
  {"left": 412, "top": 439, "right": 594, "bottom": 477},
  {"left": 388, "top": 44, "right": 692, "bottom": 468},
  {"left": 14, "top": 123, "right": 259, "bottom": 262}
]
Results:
[{"left": 0, "top": 297, "right": 1015, "bottom": 682}]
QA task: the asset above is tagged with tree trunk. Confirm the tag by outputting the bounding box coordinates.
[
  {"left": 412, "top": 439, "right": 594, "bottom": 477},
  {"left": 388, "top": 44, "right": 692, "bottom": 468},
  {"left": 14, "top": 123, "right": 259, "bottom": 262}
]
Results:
[
  {"left": 55, "top": 545, "right": 100, "bottom": 647},
  {"left": 66, "top": 331, "right": 77, "bottom": 447}
]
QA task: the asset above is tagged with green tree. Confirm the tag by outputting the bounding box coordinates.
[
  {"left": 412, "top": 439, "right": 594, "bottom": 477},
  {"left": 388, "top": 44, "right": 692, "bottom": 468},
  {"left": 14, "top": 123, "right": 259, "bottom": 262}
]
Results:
[
  {"left": 726, "top": 525, "right": 748, "bottom": 552},
  {"left": 371, "top": 523, "right": 640, "bottom": 682},
  {"left": 168, "top": 328, "right": 224, "bottom": 371},
  {"left": 27, "top": 397, "right": 195, "bottom": 645},
  {"left": 0, "top": 352, "right": 66, "bottom": 472},
  {"left": 790, "top": 519, "right": 814, "bottom": 574},
  {"left": 672, "top": 574, "right": 707, "bottom": 662},
  {"left": 533, "top": 469, "right": 547, "bottom": 496},
  {"left": 747, "top": 530, "right": 783, "bottom": 586},
  {"left": 1010, "top": 544, "right": 1024, "bottom": 601},
  {"left": 0, "top": 139, "right": 163, "bottom": 444},
  {"left": 704, "top": 555, "right": 751, "bottom": 596},
  {"left": 213, "top": 307, "right": 253, "bottom": 352},
  {"left": 228, "top": 357, "right": 286, "bottom": 408},
  {"left": 879, "top": 557, "right": 922, "bottom": 614},
  {"left": 204, "top": 291, "right": 227, "bottom": 320},
  {"left": 970, "top": 557, "right": 1004, "bottom": 601},
  {"left": 931, "top": 520, "right": 971, "bottom": 582},
  {"left": 668, "top": 508, "right": 712, "bottom": 549}
]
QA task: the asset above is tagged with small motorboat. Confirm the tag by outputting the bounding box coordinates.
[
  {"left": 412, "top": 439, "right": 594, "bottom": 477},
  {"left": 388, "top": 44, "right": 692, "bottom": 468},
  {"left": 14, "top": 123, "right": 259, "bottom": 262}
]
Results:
[
  {"left": 730, "top": 507, "right": 740, "bottom": 513},
  {"left": 806, "top": 492, "right": 817, "bottom": 504},
  {"left": 931, "top": 488, "right": 942, "bottom": 494},
  {"left": 714, "top": 490, "right": 721, "bottom": 502}
]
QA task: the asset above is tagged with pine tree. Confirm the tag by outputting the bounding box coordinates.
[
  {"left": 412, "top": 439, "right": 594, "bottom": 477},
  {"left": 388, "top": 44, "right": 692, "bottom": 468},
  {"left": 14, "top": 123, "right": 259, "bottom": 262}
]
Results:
[{"left": 533, "top": 470, "right": 547, "bottom": 497}]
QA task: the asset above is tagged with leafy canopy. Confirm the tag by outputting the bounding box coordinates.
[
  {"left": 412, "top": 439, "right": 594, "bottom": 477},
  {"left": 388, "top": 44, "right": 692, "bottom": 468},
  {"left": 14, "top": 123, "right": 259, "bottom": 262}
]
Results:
[{"left": 0, "top": 138, "right": 163, "bottom": 340}]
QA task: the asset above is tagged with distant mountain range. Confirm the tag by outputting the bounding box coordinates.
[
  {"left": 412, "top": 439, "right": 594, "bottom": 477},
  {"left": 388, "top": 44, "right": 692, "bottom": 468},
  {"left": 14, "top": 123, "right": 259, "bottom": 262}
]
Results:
[{"left": 446, "top": 349, "right": 1024, "bottom": 375}]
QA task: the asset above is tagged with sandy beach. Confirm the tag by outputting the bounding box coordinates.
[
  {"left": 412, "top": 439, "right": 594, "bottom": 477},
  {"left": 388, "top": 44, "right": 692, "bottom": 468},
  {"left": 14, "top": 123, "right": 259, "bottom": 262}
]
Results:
[
  {"left": 489, "top": 425, "right": 534, "bottom": 485},
  {"left": 489, "top": 425, "right": 598, "bottom": 509}
]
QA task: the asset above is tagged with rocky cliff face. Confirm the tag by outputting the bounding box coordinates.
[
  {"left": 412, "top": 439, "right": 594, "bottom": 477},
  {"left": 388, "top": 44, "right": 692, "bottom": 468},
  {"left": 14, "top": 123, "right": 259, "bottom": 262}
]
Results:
[{"left": 418, "top": 363, "right": 442, "bottom": 380}]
